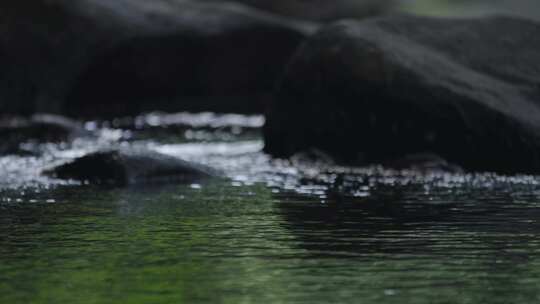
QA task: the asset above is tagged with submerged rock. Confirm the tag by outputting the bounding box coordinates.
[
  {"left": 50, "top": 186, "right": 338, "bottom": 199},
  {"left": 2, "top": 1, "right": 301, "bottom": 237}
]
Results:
[
  {"left": 0, "top": 0, "right": 314, "bottom": 117},
  {"left": 383, "top": 153, "right": 463, "bottom": 174},
  {"left": 264, "top": 15, "right": 540, "bottom": 174},
  {"left": 45, "top": 148, "right": 221, "bottom": 185}
]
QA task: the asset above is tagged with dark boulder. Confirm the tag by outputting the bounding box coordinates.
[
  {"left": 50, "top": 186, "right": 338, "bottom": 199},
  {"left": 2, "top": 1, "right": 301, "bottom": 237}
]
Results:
[
  {"left": 0, "top": 114, "right": 90, "bottom": 155},
  {"left": 383, "top": 153, "right": 463, "bottom": 174},
  {"left": 0, "top": 0, "right": 315, "bottom": 118},
  {"left": 264, "top": 15, "right": 540, "bottom": 174},
  {"left": 203, "top": 0, "right": 395, "bottom": 22},
  {"left": 45, "top": 148, "right": 221, "bottom": 185}
]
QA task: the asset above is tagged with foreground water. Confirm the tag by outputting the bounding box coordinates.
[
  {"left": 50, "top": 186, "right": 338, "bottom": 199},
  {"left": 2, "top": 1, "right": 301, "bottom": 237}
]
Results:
[{"left": 2, "top": 113, "right": 540, "bottom": 303}]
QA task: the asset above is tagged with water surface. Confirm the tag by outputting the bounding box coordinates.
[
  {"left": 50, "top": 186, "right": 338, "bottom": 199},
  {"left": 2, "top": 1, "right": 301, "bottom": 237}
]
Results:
[{"left": 2, "top": 112, "right": 540, "bottom": 303}]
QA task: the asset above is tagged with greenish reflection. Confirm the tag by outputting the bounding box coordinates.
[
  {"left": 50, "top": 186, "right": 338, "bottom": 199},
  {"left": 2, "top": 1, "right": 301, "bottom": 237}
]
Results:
[{"left": 2, "top": 183, "right": 540, "bottom": 303}]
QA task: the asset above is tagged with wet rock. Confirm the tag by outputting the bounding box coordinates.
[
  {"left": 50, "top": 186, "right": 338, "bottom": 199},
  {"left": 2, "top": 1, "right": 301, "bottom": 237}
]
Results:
[
  {"left": 0, "top": 114, "right": 90, "bottom": 155},
  {"left": 31, "top": 114, "right": 91, "bottom": 138},
  {"left": 402, "top": 0, "right": 540, "bottom": 21},
  {"left": 264, "top": 15, "right": 540, "bottom": 174},
  {"left": 383, "top": 153, "right": 463, "bottom": 174},
  {"left": 204, "top": 0, "right": 395, "bottom": 22},
  {"left": 290, "top": 149, "right": 337, "bottom": 166},
  {"left": 45, "top": 148, "right": 221, "bottom": 185},
  {"left": 0, "top": 0, "right": 315, "bottom": 118}
]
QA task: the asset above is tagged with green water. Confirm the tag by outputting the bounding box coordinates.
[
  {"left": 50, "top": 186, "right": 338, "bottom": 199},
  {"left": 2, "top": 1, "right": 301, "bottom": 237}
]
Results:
[
  {"left": 2, "top": 112, "right": 540, "bottom": 303},
  {"left": 3, "top": 181, "right": 540, "bottom": 303}
]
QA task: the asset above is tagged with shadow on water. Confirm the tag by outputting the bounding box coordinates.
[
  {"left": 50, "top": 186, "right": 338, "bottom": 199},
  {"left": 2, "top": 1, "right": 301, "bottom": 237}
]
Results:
[
  {"left": 276, "top": 186, "right": 540, "bottom": 291},
  {"left": 277, "top": 185, "right": 540, "bottom": 257},
  {"left": 270, "top": 185, "right": 540, "bottom": 303}
]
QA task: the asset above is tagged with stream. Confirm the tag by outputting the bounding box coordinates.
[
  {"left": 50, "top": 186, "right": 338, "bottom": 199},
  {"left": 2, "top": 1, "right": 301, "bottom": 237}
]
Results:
[{"left": 2, "top": 112, "right": 540, "bottom": 303}]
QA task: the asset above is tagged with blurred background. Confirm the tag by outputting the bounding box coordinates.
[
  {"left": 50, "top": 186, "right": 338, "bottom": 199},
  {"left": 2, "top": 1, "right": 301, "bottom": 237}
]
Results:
[
  {"left": 400, "top": 0, "right": 540, "bottom": 19},
  {"left": 203, "top": 0, "right": 540, "bottom": 21},
  {"left": 1, "top": 0, "right": 539, "bottom": 117}
]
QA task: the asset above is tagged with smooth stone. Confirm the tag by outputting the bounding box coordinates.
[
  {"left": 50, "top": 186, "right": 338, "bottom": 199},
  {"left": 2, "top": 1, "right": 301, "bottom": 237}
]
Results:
[
  {"left": 0, "top": 0, "right": 315, "bottom": 117},
  {"left": 264, "top": 15, "right": 540, "bottom": 174},
  {"left": 44, "top": 148, "right": 221, "bottom": 185}
]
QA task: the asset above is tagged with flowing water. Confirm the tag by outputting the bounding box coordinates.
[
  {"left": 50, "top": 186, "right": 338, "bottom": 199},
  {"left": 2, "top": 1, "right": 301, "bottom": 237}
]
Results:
[{"left": 2, "top": 112, "right": 540, "bottom": 303}]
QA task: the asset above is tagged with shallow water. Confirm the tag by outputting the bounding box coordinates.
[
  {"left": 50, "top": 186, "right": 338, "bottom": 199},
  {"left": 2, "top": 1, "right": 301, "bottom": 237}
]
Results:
[{"left": 2, "top": 112, "right": 540, "bottom": 303}]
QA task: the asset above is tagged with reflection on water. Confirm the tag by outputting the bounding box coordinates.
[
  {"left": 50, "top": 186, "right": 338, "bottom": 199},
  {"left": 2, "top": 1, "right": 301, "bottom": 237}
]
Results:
[
  {"left": 3, "top": 184, "right": 540, "bottom": 303},
  {"left": 2, "top": 112, "right": 540, "bottom": 303}
]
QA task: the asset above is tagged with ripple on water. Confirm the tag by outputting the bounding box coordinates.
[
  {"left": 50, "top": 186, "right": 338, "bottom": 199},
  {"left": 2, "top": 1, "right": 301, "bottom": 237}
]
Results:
[{"left": 3, "top": 112, "right": 540, "bottom": 303}]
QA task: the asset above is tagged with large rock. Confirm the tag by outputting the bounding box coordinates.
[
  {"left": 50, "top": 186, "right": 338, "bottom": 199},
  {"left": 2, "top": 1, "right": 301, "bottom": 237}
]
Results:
[
  {"left": 264, "top": 15, "right": 540, "bottom": 174},
  {"left": 45, "top": 148, "right": 221, "bottom": 185},
  {"left": 0, "top": 114, "right": 91, "bottom": 155},
  {"left": 0, "top": 0, "right": 314, "bottom": 117},
  {"left": 401, "top": 0, "right": 540, "bottom": 21},
  {"left": 204, "top": 0, "right": 395, "bottom": 21}
]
